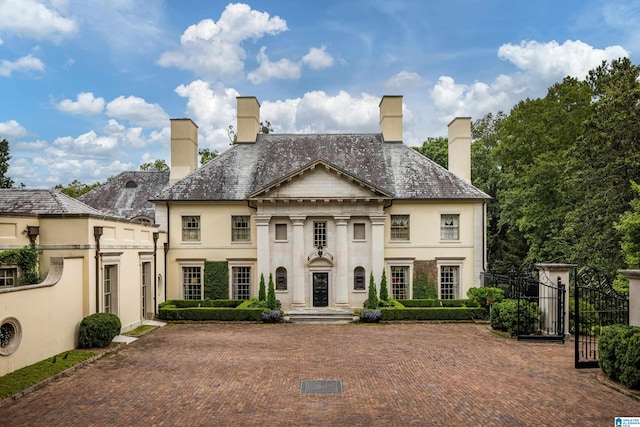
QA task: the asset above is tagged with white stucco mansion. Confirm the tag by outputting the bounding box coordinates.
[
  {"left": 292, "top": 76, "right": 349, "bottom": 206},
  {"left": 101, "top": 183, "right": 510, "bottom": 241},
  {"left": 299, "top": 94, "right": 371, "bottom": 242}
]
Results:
[{"left": 145, "top": 95, "right": 489, "bottom": 308}]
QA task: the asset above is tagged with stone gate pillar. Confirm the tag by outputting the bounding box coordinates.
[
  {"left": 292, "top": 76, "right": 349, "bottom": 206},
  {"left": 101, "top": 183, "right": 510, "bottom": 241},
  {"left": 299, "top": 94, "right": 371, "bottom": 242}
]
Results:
[
  {"left": 536, "top": 263, "right": 576, "bottom": 342},
  {"left": 619, "top": 270, "right": 640, "bottom": 327}
]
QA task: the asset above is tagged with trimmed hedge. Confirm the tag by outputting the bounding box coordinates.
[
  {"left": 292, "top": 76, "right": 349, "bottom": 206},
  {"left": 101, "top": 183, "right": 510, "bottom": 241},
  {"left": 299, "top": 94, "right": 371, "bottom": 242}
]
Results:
[
  {"left": 78, "top": 313, "right": 121, "bottom": 348},
  {"left": 599, "top": 325, "right": 640, "bottom": 384},
  {"left": 168, "top": 299, "right": 242, "bottom": 309},
  {"left": 381, "top": 307, "right": 484, "bottom": 321},
  {"left": 158, "top": 300, "right": 262, "bottom": 321},
  {"left": 204, "top": 261, "right": 229, "bottom": 300},
  {"left": 396, "top": 299, "right": 477, "bottom": 308}
]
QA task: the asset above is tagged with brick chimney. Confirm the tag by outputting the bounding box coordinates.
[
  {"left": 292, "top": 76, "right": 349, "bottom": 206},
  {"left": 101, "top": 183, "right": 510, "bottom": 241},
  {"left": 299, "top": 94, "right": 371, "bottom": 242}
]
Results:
[
  {"left": 236, "top": 96, "right": 260, "bottom": 143},
  {"left": 379, "top": 95, "right": 403, "bottom": 142},
  {"left": 169, "top": 118, "right": 198, "bottom": 185},
  {"left": 447, "top": 117, "right": 471, "bottom": 184}
]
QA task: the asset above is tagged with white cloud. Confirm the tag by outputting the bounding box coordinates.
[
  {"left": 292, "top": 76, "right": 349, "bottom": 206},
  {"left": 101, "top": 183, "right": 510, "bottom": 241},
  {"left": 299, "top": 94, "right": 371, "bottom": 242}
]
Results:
[
  {"left": 498, "top": 39, "right": 629, "bottom": 80},
  {"left": 174, "top": 80, "right": 239, "bottom": 151},
  {"left": 56, "top": 92, "right": 105, "bottom": 115},
  {"left": 158, "top": 3, "right": 288, "bottom": 81},
  {"left": 0, "top": 54, "right": 45, "bottom": 77},
  {"left": 247, "top": 47, "right": 301, "bottom": 84},
  {"left": 293, "top": 91, "right": 380, "bottom": 134},
  {"left": 302, "top": 46, "right": 334, "bottom": 70},
  {"left": 14, "top": 139, "right": 48, "bottom": 151},
  {"left": 0, "top": 0, "right": 77, "bottom": 41},
  {"left": 0, "top": 120, "right": 28, "bottom": 138},
  {"left": 53, "top": 131, "right": 118, "bottom": 156},
  {"left": 385, "top": 71, "right": 426, "bottom": 90},
  {"left": 105, "top": 96, "right": 169, "bottom": 128}
]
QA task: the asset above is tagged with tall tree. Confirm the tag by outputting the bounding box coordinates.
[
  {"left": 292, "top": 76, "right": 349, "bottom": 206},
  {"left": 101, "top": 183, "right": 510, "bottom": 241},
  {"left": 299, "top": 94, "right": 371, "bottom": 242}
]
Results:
[
  {"left": 0, "top": 138, "right": 14, "bottom": 188},
  {"left": 199, "top": 148, "right": 218, "bottom": 165},
  {"left": 616, "top": 181, "right": 640, "bottom": 269},
  {"left": 139, "top": 159, "right": 169, "bottom": 171},
  {"left": 54, "top": 179, "right": 101, "bottom": 198},
  {"left": 413, "top": 137, "right": 448, "bottom": 168},
  {"left": 564, "top": 58, "right": 640, "bottom": 273}
]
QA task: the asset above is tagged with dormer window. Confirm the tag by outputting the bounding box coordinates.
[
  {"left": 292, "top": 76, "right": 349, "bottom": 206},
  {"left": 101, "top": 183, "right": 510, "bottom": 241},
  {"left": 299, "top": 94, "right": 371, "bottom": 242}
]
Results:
[{"left": 125, "top": 181, "right": 137, "bottom": 188}]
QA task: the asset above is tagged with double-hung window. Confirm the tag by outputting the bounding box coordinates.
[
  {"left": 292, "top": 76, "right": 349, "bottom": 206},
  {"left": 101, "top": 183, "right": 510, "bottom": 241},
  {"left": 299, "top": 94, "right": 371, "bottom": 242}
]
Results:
[
  {"left": 440, "top": 266, "right": 460, "bottom": 299},
  {"left": 182, "top": 266, "right": 202, "bottom": 300},
  {"left": 182, "top": 216, "right": 200, "bottom": 241},
  {"left": 232, "top": 215, "right": 251, "bottom": 242},
  {"left": 441, "top": 214, "right": 460, "bottom": 240},
  {"left": 390, "top": 215, "right": 409, "bottom": 240},
  {"left": 390, "top": 266, "right": 409, "bottom": 299}
]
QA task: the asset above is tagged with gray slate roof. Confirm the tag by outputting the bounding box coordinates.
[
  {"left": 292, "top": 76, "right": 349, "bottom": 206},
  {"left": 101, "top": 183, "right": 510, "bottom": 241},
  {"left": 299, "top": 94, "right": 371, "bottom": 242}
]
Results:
[
  {"left": 154, "top": 134, "right": 489, "bottom": 201},
  {"left": 0, "top": 189, "right": 106, "bottom": 215},
  {"left": 79, "top": 171, "right": 169, "bottom": 220}
]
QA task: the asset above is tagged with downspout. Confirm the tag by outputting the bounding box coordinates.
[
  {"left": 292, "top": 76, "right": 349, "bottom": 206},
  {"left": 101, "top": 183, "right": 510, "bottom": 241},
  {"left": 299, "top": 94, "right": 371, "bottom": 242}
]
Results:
[
  {"left": 153, "top": 231, "right": 159, "bottom": 317},
  {"left": 93, "top": 226, "right": 104, "bottom": 314},
  {"left": 164, "top": 202, "right": 170, "bottom": 303}
]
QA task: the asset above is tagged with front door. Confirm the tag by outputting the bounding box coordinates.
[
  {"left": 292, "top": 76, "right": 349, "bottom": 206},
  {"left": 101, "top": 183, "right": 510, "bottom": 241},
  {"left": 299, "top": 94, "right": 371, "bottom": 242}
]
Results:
[{"left": 312, "top": 272, "right": 329, "bottom": 307}]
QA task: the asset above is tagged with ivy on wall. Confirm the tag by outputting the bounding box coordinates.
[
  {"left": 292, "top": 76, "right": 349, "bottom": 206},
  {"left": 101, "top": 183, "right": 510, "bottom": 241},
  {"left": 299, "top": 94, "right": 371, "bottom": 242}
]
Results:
[
  {"left": 204, "top": 261, "right": 228, "bottom": 299},
  {"left": 0, "top": 247, "right": 39, "bottom": 285}
]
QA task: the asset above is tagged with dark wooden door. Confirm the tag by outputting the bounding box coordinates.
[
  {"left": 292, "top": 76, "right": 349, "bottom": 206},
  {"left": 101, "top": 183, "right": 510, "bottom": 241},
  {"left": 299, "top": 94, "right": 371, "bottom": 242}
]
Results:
[{"left": 313, "top": 273, "right": 329, "bottom": 307}]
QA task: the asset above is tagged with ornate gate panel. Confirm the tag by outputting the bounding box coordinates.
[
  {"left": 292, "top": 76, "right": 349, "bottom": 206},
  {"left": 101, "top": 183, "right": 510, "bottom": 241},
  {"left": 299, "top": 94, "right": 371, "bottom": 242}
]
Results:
[
  {"left": 574, "top": 267, "right": 629, "bottom": 369},
  {"left": 481, "top": 268, "right": 565, "bottom": 342}
]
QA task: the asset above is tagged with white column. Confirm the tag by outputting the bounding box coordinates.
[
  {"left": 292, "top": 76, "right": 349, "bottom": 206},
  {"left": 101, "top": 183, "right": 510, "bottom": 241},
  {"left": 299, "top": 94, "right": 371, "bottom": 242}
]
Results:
[
  {"left": 255, "top": 215, "right": 271, "bottom": 285},
  {"left": 619, "top": 270, "right": 640, "bottom": 327},
  {"left": 291, "top": 216, "right": 307, "bottom": 307},
  {"left": 536, "top": 263, "right": 576, "bottom": 342},
  {"left": 370, "top": 215, "right": 386, "bottom": 282},
  {"left": 335, "top": 216, "right": 350, "bottom": 308}
]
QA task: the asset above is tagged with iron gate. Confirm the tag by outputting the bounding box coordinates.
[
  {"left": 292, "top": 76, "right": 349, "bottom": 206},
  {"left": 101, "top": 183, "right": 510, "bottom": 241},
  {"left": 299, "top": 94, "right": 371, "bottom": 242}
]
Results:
[
  {"left": 574, "top": 267, "right": 629, "bottom": 368},
  {"left": 481, "top": 268, "right": 565, "bottom": 342}
]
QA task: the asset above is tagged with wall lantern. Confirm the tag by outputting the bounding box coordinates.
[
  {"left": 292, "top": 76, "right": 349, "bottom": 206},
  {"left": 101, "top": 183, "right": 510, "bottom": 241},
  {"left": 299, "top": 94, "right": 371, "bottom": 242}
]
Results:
[{"left": 317, "top": 244, "right": 323, "bottom": 258}]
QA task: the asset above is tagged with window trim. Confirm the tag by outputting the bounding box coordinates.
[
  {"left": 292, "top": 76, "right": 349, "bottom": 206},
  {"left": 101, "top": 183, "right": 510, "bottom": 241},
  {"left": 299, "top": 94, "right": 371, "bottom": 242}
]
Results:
[
  {"left": 275, "top": 266, "right": 288, "bottom": 291},
  {"left": 274, "top": 223, "right": 288, "bottom": 242},
  {"left": 181, "top": 264, "right": 203, "bottom": 300},
  {"left": 353, "top": 222, "right": 366, "bottom": 241},
  {"left": 181, "top": 215, "right": 201, "bottom": 242},
  {"left": 0, "top": 266, "right": 18, "bottom": 287},
  {"left": 231, "top": 265, "right": 252, "bottom": 300},
  {"left": 437, "top": 260, "right": 463, "bottom": 300},
  {"left": 313, "top": 221, "right": 327, "bottom": 248},
  {"left": 390, "top": 214, "right": 410, "bottom": 241},
  {"left": 440, "top": 213, "right": 460, "bottom": 241},
  {"left": 353, "top": 266, "right": 366, "bottom": 291},
  {"left": 387, "top": 260, "right": 414, "bottom": 300},
  {"left": 231, "top": 215, "right": 251, "bottom": 243}
]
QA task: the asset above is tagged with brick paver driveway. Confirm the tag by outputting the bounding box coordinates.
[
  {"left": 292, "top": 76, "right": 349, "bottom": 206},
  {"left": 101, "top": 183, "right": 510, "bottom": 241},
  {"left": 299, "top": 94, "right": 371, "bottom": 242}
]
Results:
[{"left": 2, "top": 322, "right": 639, "bottom": 426}]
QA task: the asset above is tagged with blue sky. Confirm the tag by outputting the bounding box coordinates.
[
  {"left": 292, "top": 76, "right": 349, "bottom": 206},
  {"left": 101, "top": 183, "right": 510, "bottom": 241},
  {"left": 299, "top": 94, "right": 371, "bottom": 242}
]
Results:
[{"left": 0, "top": 0, "right": 638, "bottom": 188}]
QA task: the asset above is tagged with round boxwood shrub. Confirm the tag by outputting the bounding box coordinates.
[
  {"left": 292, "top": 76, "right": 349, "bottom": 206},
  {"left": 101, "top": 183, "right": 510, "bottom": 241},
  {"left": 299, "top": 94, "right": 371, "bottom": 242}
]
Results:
[
  {"left": 599, "top": 325, "right": 639, "bottom": 382},
  {"left": 78, "top": 313, "right": 122, "bottom": 348},
  {"left": 490, "top": 299, "right": 541, "bottom": 336},
  {"left": 621, "top": 332, "right": 640, "bottom": 389}
]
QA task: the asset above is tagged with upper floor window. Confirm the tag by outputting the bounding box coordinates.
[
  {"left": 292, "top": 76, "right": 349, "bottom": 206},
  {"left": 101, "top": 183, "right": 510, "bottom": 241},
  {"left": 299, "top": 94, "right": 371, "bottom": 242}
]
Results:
[
  {"left": 390, "top": 215, "right": 410, "bottom": 240},
  {"left": 275, "top": 223, "right": 287, "bottom": 241},
  {"left": 354, "top": 267, "right": 366, "bottom": 290},
  {"left": 232, "top": 215, "right": 251, "bottom": 242},
  {"left": 314, "top": 221, "right": 327, "bottom": 248},
  {"left": 182, "top": 216, "right": 200, "bottom": 241},
  {"left": 353, "top": 223, "right": 366, "bottom": 240},
  {"left": 441, "top": 214, "right": 459, "bottom": 240},
  {"left": 276, "top": 267, "right": 287, "bottom": 291},
  {"left": 0, "top": 267, "right": 17, "bottom": 287}
]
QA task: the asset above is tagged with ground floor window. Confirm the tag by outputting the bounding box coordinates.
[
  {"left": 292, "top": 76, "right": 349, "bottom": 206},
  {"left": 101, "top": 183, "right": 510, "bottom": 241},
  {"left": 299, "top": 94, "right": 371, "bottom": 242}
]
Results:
[
  {"left": 440, "top": 266, "right": 460, "bottom": 299},
  {"left": 0, "top": 267, "right": 17, "bottom": 287},
  {"left": 354, "top": 267, "right": 366, "bottom": 290},
  {"left": 104, "top": 264, "right": 118, "bottom": 313},
  {"left": 182, "top": 266, "right": 202, "bottom": 300},
  {"left": 276, "top": 267, "right": 287, "bottom": 291},
  {"left": 390, "top": 266, "right": 409, "bottom": 299},
  {"left": 232, "top": 266, "right": 251, "bottom": 300}
]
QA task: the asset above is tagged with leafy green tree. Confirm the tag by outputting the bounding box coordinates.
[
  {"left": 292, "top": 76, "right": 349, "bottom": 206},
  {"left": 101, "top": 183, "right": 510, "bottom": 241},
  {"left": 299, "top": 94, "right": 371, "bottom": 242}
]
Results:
[
  {"left": 413, "top": 137, "right": 448, "bottom": 167},
  {"left": 54, "top": 179, "right": 101, "bottom": 198},
  {"left": 616, "top": 181, "right": 640, "bottom": 269},
  {"left": 564, "top": 58, "right": 640, "bottom": 274},
  {"left": 267, "top": 273, "right": 277, "bottom": 310},
  {"left": 139, "top": 159, "right": 169, "bottom": 171},
  {"left": 199, "top": 148, "right": 218, "bottom": 165},
  {"left": 366, "top": 273, "right": 378, "bottom": 309},
  {"left": 0, "top": 138, "right": 14, "bottom": 188},
  {"left": 258, "top": 273, "right": 266, "bottom": 301}
]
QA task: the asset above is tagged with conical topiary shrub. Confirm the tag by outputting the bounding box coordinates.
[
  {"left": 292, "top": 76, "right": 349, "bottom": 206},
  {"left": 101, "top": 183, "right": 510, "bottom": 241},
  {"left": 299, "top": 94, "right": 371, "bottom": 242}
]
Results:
[
  {"left": 258, "top": 273, "right": 266, "bottom": 301},
  {"left": 379, "top": 270, "right": 389, "bottom": 301}
]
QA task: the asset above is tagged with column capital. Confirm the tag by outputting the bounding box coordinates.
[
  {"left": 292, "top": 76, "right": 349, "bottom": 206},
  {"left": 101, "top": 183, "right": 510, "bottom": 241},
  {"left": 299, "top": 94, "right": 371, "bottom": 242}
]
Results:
[
  {"left": 290, "top": 215, "right": 306, "bottom": 225},
  {"left": 255, "top": 215, "right": 271, "bottom": 225},
  {"left": 369, "top": 215, "right": 386, "bottom": 225},
  {"left": 334, "top": 215, "right": 350, "bottom": 226}
]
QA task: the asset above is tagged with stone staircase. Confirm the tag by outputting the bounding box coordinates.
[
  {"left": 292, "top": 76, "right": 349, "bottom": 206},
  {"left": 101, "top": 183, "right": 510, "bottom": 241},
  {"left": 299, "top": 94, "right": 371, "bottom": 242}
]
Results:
[{"left": 284, "top": 308, "right": 357, "bottom": 324}]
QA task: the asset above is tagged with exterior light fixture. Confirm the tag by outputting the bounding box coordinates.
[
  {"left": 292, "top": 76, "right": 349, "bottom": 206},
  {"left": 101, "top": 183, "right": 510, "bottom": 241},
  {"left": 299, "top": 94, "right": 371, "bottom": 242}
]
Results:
[{"left": 317, "top": 244, "right": 323, "bottom": 257}]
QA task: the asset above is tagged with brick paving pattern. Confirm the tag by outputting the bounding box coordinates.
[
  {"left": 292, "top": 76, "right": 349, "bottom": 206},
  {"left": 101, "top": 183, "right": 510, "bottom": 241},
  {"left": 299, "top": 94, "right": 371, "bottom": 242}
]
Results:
[{"left": 1, "top": 323, "right": 639, "bottom": 426}]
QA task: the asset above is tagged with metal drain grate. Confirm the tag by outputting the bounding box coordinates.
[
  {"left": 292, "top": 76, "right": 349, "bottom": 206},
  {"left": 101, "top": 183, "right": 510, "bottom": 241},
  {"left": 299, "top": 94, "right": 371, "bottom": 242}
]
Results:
[{"left": 300, "top": 380, "right": 343, "bottom": 394}]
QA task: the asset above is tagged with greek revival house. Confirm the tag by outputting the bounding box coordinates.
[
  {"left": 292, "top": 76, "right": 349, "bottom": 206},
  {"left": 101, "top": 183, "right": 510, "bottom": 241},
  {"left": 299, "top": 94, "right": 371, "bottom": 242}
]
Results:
[{"left": 151, "top": 96, "right": 489, "bottom": 308}]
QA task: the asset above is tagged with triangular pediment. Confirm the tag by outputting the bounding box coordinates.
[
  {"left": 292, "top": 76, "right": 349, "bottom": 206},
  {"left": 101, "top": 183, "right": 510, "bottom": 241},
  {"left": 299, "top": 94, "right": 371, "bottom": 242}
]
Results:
[{"left": 249, "top": 160, "right": 392, "bottom": 201}]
